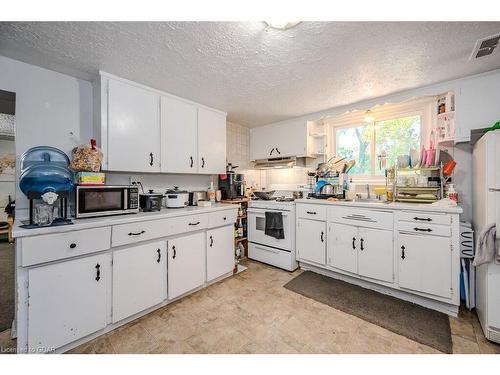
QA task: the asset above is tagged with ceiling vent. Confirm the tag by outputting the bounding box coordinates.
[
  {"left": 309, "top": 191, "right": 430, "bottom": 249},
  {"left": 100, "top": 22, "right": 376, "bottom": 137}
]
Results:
[{"left": 470, "top": 33, "right": 500, "bottom": 60}]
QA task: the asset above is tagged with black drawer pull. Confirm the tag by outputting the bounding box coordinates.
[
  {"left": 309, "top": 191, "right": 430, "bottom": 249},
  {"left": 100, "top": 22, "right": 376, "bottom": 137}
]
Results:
[
  {"left": 69, "top": 243, "right": 77, "bottom": 249},
  {"left": 414, "top": 227, "right": 432, "bottom": 232},
  {"left": 95, "top": 263, "right": 101, "bottom": 282},
  {"left": 157, "top": 248, "right": 161, "bottom": 263},
  {"left": 401, "top": 245, "right": 406, "bottom": 259},
  {"left": 320, "top": 231, "right": 324, "bottom": 242},
  {"left": 128, "top": 230, "right": 145, "bottom": 236},
  {"left": 149, "top": 152, "right": 154, "bottom": 166},
  {"left": 209, "top": 235, "right": 214, "bottom": 247},
  {"left": 269, "top": 148, "right": 275, "bottom": 156},
  {"left": 223, "top": 217, "right": 227, "bottom": 221},
  {"left": 190, "top": 156, "right": 194, "bottom": 168},
  {"left": 189, "top": 221, "right": 200, "bottom": 226},
  {"left": 414, "top": 217, "right": 432, "bottom": 222},
  {"left": 352, "top": 237, "right": 356, "bottom": 250},
  {"left": 201, "top": 157, "right": 205, "bottom": 168},
  {"left": 172, "top": 245, "right": 176, "bottom": 259},
  {"left": 306, "top": 211, "right": 317, "bottom": 215},
  {"left": 276, "top": 147, "right": 281, "bottom": 154},
  {"left": 360, "top": 238, "right": 364, "bottom": 250}
]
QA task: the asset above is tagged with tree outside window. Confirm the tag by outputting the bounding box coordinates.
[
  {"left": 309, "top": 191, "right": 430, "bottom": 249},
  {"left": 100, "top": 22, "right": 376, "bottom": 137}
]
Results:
[{"left": 335, "top": 115, "right": 421, "bottom": 177}]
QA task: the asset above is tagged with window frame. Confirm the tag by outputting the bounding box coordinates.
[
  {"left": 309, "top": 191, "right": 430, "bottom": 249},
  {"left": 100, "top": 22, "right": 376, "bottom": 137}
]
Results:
[{"left": 329, "top": 103, "right": 428, "bottom": 182}]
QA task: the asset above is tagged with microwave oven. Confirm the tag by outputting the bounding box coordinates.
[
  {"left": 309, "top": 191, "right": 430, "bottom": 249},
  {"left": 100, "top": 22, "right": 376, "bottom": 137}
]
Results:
[{"left": 75, "top": 185, "right": 139, "bottom": 218}]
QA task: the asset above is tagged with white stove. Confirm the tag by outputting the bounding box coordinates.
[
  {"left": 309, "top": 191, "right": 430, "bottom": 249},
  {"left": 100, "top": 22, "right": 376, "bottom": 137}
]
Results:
[{"left": 247, "top": 199, "right": 298, "bottom": 271}]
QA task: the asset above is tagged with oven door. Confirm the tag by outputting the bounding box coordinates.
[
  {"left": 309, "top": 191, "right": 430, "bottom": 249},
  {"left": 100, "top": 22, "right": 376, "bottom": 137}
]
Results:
[
  {"left": 77, "top": 187, "right": 126, "bottom": 218},
  {"left": 247, "top": 208, "right": 292, "bottom": 251}
]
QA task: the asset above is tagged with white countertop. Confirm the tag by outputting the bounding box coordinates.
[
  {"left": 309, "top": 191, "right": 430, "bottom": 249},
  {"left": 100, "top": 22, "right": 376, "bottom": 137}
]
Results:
[
  {"left": 295, "top": 198, "right": 463, "bottom": 214},
  {"left": 13, "top": 204, "right": 239, "bottom": 238}
]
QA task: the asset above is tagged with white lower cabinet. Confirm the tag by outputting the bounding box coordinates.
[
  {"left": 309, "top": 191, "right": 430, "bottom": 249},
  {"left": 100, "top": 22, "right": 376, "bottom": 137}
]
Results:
[
  {"left": 167, "top": 232, "right": 206, "bottom": 300},
  {"left": 357, "top": 227, "right": 393, "bottom": 282},
  {"left": 328, "top": 222, "right": 358, "bottom": 274},
  {"left": 398, "top": 233, "right": 452, "bottom": 299},
  {"left": 112, "top": 241, "right": 167, "bottom": 323},
  {"left": 206, "top": 226, "right": 234, "bottom": 282},
  {"left": 27, "top": 253, "right": 110, "bottom": 350},
  {"left": 297, "top": 218, "right": 326, "bottom": 265},
  {"left": 328, "top": 224, "right": 393, "bottom": 282}
]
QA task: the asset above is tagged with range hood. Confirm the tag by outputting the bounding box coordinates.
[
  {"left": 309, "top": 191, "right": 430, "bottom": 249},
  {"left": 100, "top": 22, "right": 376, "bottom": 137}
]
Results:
[{"left": 252, "top": 156, "right": 307, "bottom": 169}]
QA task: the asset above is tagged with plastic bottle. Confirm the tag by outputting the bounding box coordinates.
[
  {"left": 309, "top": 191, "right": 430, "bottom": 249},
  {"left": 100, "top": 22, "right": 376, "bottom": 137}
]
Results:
[
  {"left": 447, "top": 184, "right": 459, "bottom": 202},
  {"left": 208, "top": 180, "right": 216, "bottom": 203}
]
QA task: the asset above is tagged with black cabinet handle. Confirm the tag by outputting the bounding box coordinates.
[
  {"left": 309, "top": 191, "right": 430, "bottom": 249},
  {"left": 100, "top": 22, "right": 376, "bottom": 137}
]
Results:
[
  {"left": 414, "top": 227, "right": 432, "bottom": 232},
  {"left": 69, "top": 243, "right": 77, "bottom": 249},
  {"left": 414, "top": 217, "right": 432, "bottom": 222},
  {"left": 276, "top": 147, "right": 281, "bottom": 154},
  {"left": 306, "top": 211, "right": 317, "bottom": 215},
  {"left": 172, "top": 245, "right": 176, "bottom": 259},
  {"left": 189, "top": 221, "right": 200, "bottom": 226},
  {"left": 157, "top": 248, "right": 161, "bottom": 263},
  {"left": 190, "top": 156, "right": 194, "bottom": 168},
  {"left": 401, "top": 245, "right": 406, "bottom": 260},
  {"left": 360, "top": 238, "right": 364, "bottom": 251},
  {"left": 209, "top": 235, "right": 214, "bottom": 247},
  {"left": 269, "top": 148, "right": 275, "bottom": 156},
  {"left": 128, "top": 230, "right": 145, "bottom": 236},
  {"left": 95, "top": 263, "right": 101, "bottom": 282},
  {"left": 201, "top": 157, "right": 205, "bottom": 168},
  {"left": 223, "top": 217, "right": 227, "bottom": 221},
  {"left": 352, "top": 237, "right": 356, "bottom": 250},
  {"left": 320, "top": 231, "right": 324, "bottom": 243},
  {"left": 149, "top": 152, "right": 154, "bottom": 166}
]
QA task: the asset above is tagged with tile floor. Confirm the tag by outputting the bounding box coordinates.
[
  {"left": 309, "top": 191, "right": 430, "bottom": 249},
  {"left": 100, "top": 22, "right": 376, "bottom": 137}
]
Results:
[{"left": 1, "top": 260, "right": 499, "bottom": 354}]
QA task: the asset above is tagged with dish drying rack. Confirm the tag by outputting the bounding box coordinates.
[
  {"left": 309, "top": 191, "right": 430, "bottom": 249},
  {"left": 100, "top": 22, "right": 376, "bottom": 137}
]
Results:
[{"left": 391, "top": 163, "right": 445, "bottom": 203}]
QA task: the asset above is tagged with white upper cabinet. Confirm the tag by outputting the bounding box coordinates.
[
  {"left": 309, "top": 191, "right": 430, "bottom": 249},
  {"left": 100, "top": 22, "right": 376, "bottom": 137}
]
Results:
[
  {"left": 161, "top": 96, "right": 198, "bottom": 173},
  {"left": 106, "top": 78, "right": 161, "bottom": 172},
  {"left": 97, "top": 72, "right": 226, "bottom": 174},
  {"left": 250, "top": 118, "right": 308, "bottom": 161},
  {"left": 198, "top": 107, "right": 227, "bottom": 174}
]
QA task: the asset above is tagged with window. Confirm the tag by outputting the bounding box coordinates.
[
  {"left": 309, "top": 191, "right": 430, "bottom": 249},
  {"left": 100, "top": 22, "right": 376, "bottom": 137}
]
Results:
[{"left": 334, "top": 114, "right": 421, "bottom": 178}]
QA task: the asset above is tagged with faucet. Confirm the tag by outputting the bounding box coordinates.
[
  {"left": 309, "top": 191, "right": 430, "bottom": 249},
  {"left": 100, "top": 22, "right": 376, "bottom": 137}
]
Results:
[{"left": 366, "top": 184, "right": 371, "bottom": 200}]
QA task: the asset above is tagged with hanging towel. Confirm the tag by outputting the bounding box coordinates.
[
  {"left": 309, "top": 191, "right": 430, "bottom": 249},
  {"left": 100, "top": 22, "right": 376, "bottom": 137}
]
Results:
[
  {"left": 265, "top": 211, "right": 285, "bottom": 240},
  {"left": 473, "top": 224, "right": 500, "bottom": 266}
]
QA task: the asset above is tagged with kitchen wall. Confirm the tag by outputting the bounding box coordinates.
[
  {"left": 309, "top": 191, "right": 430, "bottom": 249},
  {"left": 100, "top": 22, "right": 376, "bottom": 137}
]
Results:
[
  {"left": 0, "top": 56, "right": 218, "bottom": 217},
  {"left": 245, "top": 70, "right": 500, "bottom": 222}
]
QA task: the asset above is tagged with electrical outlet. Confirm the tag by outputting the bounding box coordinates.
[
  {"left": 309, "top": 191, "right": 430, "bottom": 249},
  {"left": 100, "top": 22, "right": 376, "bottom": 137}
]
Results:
[{"left": 129, "top": 176, "right": 141, "bottom": 186}]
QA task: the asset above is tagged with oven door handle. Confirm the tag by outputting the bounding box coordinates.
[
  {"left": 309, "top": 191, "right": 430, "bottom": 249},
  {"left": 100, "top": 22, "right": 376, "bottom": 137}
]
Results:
[{"left": 247, "top": 208, "right": 290, "bottom": 216}]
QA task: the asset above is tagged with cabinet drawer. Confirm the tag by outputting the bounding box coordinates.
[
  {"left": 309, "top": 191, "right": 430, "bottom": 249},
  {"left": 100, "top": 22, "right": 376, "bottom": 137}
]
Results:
[
  {"left": 328, "top": 206, "right": 393, "bottom": 230},
  {"left": 208, "top": 209, "right": 237, "bottom": 228},
  {"left": 248, "top": 242, "right": 293, "bottom": 271},
  {"left": 398, "top": 211, "right": 451, "bottom": 225},
  {"left": 297, "top": 204, "right": 327, "bottom": 221},
  {"left": 397, "top": 221, "right": 451, "bottom": 237},
  {"left": 112, "top": 219, "right": 171, "bottom": 247},
  {"left": 22, "top": 227, "right": 111, "bottom": 266},
  {"left": 169, "top": 214, "right": 209, "bottom": 235}
]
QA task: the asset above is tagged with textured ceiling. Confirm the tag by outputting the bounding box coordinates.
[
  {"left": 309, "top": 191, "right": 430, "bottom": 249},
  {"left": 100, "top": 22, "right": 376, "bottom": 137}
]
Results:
[{"left": 1, "top": 22, "right": 500, "bottom": 127}]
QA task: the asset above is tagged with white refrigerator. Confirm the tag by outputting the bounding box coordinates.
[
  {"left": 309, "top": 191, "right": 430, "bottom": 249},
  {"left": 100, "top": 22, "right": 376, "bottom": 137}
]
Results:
[{"left": 472, "top": 129, "right": 500, "bottom": 343}]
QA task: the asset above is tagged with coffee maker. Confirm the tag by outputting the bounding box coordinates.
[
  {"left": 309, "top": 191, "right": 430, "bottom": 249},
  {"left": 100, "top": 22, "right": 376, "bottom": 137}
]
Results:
[{"left": 219, "top": 164, "right": 244, "bottom": 200}]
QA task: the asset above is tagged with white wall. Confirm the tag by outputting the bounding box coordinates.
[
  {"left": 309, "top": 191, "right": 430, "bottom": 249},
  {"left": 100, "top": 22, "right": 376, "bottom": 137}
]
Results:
[{"left": 0, "top": 56, "right": 216, "bottom": 217}]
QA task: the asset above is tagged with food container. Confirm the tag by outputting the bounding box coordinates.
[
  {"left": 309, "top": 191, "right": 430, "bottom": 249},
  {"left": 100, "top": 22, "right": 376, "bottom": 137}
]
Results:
[
  {"left": 443, "top": 160, "right": 457, "bottom": 176},
  {"left": 75, "top": 172, "right": 106, "bottom": 185}
]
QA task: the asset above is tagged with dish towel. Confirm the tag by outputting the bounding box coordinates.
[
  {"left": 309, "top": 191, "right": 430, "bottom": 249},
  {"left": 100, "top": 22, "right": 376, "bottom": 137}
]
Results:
[
  {"left": 473, "top": 223, "right": 500, "bottom": 266},
  {"left": 265, "top": 211, "right": 285, "bottom": 240}
]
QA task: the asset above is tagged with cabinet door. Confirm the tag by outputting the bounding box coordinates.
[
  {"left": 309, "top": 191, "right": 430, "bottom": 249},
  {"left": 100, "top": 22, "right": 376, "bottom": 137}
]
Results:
[
  {"left": 297, "top": 219, "right": 326, "bottom": 265},
  {"left": 398, "top": 233, "right": 452, "bottom": 299},
  {"left": 107, "top": 78, "right": 160, "bottom": 172},
  {"left": 206, "top": 226, "right": 234, "bottom": 282},
  {"left": 168, "top": 232, "right": 205, "bottom": 300},
  {"left": 328, "top": 223, "right": 358, "bottom": 274},
  {"left": 358, "top": 227, "right": 393, "bottom": 282},
  {"left": 112, "top": 241, "right": 167, "bottom": 323},
  {"left": 28, "top": 253, "right": 110, "bottom": 350},
  {"left": 161, "top": 96, "right": 198, "bottom": 173},
  {"left": 197, "top": 107, "right": 226, "bottom": 174}
]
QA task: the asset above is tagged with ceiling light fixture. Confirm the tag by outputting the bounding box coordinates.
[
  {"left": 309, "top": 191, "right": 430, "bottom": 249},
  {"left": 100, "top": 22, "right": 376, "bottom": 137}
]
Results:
[
  {"left": 263, "top": 21, "right": 301, "bottom": 31},
  {"left": 364, "top": 110, "right": 375, "bottom": 123}
]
